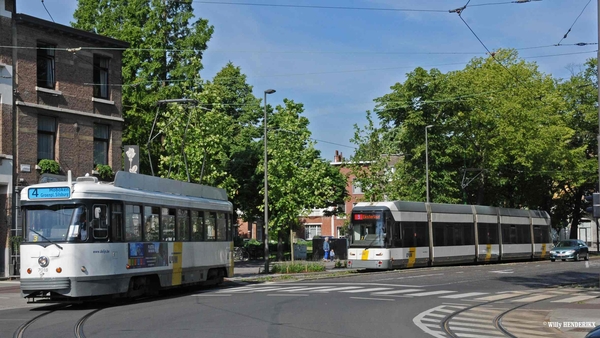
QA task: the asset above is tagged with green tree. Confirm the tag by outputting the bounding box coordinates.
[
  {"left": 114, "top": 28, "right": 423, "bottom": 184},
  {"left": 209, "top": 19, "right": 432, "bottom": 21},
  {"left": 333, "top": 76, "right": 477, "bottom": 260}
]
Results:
[
  {"left": 262, "top": 99, "right": 347, "bottom": 259},
  {"left": 554, "top": 58, "right": 598, "bottom": 239},
  {"left": 73, "top": 0, "right": 213, "bottom": 174},
  {"left": 353, "top": 50, "right": 574, "bottom": 213}
]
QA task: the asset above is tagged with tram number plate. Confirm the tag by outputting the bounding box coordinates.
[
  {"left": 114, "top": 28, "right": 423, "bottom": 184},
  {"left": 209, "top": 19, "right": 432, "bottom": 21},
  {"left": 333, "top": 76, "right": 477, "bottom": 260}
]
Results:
[{"left": 38, "top": 267, "right": 48, "bottom": 273}]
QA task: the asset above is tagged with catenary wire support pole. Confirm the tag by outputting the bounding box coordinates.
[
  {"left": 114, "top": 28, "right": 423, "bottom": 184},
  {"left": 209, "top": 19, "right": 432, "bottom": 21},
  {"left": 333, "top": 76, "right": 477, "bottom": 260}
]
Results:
[
  {"left": 425, "top": 125, "right": 433, "bottom": 203},
  {"left": 597, "top": 0, "right": 600, "bottom": 253},
  {"left": 263, "top": 89, "right": 276, "bottom": 274}
]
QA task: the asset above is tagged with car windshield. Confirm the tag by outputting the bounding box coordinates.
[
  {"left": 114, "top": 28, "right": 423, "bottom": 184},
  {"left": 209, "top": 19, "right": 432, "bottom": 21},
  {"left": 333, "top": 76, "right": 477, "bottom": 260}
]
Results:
[
  {"left": 24, "top": 205, "right": 85, "bottom": 243},
  {"left": 555, "top": 240, "right": 577, "bottom": 248}
]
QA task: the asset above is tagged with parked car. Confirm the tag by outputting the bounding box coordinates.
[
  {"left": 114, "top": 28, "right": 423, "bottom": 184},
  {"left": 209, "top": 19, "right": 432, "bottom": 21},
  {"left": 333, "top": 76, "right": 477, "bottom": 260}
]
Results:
[
  {"left": 585, "top": 325, "right": 600, "bottom": 338},
  {"left": 549, "top": 240, "right": 589, "bottom": 262}
]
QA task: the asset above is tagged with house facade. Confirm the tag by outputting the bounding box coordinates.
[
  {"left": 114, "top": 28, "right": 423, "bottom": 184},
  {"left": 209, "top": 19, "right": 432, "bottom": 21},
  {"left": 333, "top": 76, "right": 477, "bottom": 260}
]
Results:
[{"left": 0, "top": 0, "right": 128, "bottom": 277}]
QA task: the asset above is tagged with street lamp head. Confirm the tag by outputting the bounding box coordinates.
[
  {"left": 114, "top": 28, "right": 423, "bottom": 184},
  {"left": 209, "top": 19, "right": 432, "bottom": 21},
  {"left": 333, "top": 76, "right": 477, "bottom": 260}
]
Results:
[
  {"left": 265, "top": 89, "right": 276, "bottom": 95},
  {"left": 426, "top": 124, "right": 434, "bottom": 129}
]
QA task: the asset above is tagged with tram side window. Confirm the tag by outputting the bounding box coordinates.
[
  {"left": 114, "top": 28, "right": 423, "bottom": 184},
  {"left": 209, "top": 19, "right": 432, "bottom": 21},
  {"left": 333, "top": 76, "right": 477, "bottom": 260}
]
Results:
[
  {"left": 477, "top": 223, "right": 499, "bottom": 244},
  {"left": 92, "top": 204, "right": 108, "bottom": 240},
  {"left": 392, "top": 222, "right": 402, "bottom": 247},
  {"left": 145, "top": 206, "right": 160, "bottom": 241},
  {"left": 191, "top": 210, "right": 204, "bottom": 241},
  {"left": 433, "top": 223, "right": 474, "bottom": 246},
  {"left": 162, "top": 208, "right": 175, "bottom": 241},
  {"left": 542, "top": 225, "right": 550, "bottom": 243},
  {"left": 216, "top": 212, "right": 226, "bottom": 241},
  {"left": 518, "top": 224, "right": 531, "bottom": 244},
  {"left": 401, "top": 222, "right": 429, "bottom": 247},
  {"left": 111, "top": 204, "right": 123, "bottom": 242},
  {"left": 177, "top": 209, "right": 190, "bottom": 241},
  {"left": 125, "top": 205, "right": 142, "bottom": 241},
  {"left": 206, "top": 211, "right": 216, "bottom": 241}
]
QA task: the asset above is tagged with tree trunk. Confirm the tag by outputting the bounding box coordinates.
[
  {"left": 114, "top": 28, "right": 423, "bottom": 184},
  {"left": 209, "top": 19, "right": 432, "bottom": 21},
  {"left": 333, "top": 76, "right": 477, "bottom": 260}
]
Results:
[{"left": 569, "top": 188, "right": 584, "bottom": 239}]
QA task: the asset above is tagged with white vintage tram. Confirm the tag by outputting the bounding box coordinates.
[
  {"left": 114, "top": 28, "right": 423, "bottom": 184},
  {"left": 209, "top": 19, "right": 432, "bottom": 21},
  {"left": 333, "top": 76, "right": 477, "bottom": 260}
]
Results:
[
  {"left": 347, "top": 201, "right": 552, "bottom": 269},
  {"left": 19, "top": 171, "right": 234, "bottom": 301}
]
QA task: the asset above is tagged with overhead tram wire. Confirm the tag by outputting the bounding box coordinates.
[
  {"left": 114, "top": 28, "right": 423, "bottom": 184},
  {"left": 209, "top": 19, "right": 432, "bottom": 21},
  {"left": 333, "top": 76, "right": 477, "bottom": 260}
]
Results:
[{"left": 556, "top": 0, "right": 592, "bottom": 46}]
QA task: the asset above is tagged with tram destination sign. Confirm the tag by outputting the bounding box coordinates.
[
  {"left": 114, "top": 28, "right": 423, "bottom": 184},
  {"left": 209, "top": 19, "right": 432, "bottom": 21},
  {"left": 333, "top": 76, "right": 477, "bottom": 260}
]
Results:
[{"left": 28, "top": 187, "right": 71, "bottom": 199}]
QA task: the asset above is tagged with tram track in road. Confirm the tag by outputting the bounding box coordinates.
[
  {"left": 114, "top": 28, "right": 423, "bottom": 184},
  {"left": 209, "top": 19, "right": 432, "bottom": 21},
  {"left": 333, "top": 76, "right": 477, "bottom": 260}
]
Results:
[
  {"left": 440, "top": 291, "right": 567, "bottom": 338},
  {"left": 13, "top": 303, "right": 107, "bottom": 338}
]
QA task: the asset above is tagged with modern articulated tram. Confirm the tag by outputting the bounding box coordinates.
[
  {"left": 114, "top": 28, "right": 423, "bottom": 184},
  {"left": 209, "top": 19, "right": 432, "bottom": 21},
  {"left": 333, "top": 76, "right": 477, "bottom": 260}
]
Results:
[
  {"left": 347, "top": 201, "right": 552, "bottom": 270},
  {"left": 19, "top": 171, "right": 234, "bottom": 302}
]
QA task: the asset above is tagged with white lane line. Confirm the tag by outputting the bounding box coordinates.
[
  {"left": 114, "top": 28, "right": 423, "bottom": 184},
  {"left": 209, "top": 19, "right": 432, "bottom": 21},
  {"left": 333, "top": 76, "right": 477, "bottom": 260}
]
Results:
[
  {"left": 413, "top": 305, "right": 451, "bottom": 338},
  {"left": 440, "top": 292, "right": 489, "bottom": 299},
  {"left": 499, "top": 327, "right": 554, "bottom": 336},
  {"left": 279, "top": 286, "right": 335, "bottom": 292},
  {"left": 511, "top": 294, "right": 557, "bottom": 302},
  {"left": 267, "top": 294, "right": 309, "bottom": 297},
  {"left": 450, "top": 318, "right": 498, "bottom": 325},
  {"left": 341, "top": 287, "right": 392, "bottom": 293},
  {"left": 409, "top": 290, "right": 457, "bottom": 297},
  {"left": 254, "top": 287, "right": 306, "bottom": 293},
  {"left": 451, "top": 333, "right": 505, "bottom": 338},
  {"left": 311, "top": 286, "right": 363, "bottom": 292},
  {"left": 551, "top": 295, "right": 599, "bottom": 303},
  {"left": 193, "top": 294, "right": 232, "bottom": 297},
  {"left": 474, "top": 292, "right": 527, "bottom": 301},
  {"left": 371, "top": 289, "right": 423, "bottom": 295},
  {"left": 449, "top": 326, "right": 505, "bottom": 335},
  {"left": 426, "top": 313, "right": 447, "bottom": 318},
  {"left": 420, "top": 318, "right": 440, "bottom": 323},
  {"left": 448, "top": 322, "right": 496, "bottom": 330},
  {"left": 350, "top": 297, "right": 395, "bottom": 301},
  {"left": 454, "top": 313, "right": 497, "bottom": 320}
]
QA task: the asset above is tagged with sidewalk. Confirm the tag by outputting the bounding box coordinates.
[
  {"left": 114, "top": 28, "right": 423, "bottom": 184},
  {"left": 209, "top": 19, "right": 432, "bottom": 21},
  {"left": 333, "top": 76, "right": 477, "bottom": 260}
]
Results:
[{"left": 230, "top": 259, "right": 346, "bottom": 281}]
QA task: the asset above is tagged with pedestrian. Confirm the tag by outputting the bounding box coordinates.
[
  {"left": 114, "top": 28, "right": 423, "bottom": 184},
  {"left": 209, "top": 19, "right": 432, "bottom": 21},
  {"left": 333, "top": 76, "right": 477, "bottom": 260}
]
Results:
[
  {"left": 330, "top": 249, "right": 335, "bottom": 261},
  {"left": 323, "top": 237, "right": 330, "bottom": 261}
]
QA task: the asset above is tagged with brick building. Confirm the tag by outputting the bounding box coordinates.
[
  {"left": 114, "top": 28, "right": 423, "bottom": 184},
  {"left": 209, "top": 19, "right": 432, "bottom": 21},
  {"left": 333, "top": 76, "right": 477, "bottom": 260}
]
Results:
[{"left": 0, "top": 0, "right": 128, "bottom": 277}]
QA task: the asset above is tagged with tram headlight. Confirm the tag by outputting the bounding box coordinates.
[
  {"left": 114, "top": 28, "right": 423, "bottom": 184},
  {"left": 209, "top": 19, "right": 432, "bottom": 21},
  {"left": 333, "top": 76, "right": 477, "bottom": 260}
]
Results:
[
  {"left": 27, "top": 268, "right": 32, "bottom": 274},
  {"left": 56, "top": 267, "right": 62, "bottom": 273},
  {"left": 81, "top": 266, "right": 87, "bottom": 273}
]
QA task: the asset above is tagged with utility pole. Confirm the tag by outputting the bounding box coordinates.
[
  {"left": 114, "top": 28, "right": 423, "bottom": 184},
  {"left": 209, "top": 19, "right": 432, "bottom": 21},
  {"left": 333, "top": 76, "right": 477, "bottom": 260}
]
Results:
[{"left": 597, "top": 0, "right": 600, "bottom": 253}]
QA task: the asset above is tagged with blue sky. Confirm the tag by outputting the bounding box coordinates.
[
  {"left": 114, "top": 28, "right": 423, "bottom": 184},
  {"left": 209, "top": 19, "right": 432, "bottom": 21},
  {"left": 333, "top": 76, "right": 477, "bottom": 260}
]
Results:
[{"left": 18, "top": 0, "right": 598, "bottom": 161}]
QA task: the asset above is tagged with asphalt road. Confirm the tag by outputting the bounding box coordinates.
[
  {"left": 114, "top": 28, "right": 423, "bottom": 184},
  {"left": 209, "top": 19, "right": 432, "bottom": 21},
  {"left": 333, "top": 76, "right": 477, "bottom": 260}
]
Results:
[{"left": 1, "top": 258, "right": 599, "bottom": 338}]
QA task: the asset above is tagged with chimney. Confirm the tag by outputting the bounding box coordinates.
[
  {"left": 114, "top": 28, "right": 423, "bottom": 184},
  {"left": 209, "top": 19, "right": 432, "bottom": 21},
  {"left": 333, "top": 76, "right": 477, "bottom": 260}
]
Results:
[{"left": 334, "top": 150, "right": 343, "bottom": 163}]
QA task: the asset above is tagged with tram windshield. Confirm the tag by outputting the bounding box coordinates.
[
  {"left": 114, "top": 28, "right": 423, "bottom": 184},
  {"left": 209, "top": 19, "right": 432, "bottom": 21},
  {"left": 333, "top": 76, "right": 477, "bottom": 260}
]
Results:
[
  {"left": 24, "top": 205, "right": 87, "bottom": 243},
  {"left": 350, "top": 211, "right": 386, "bottom": 248}
]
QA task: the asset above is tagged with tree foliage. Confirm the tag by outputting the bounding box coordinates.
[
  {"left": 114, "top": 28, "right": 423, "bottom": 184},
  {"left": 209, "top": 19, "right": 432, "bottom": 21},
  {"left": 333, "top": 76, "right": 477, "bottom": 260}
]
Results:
[
  {"left": 351, "top": 51, "right": 598, "bottom": 238},
  {"left": 73, "top": 0, "right": 213, "bottom": 174}
]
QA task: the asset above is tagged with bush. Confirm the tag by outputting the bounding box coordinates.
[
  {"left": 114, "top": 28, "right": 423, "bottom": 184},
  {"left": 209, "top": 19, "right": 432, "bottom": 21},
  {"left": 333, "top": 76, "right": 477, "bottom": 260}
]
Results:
[
  {"left": 37, "top": 159, "right": 60, "bottom": 174},
  {"left": 270, "top": 261, "right": 326, "bottom": 274},
  {"left": 95, "top": 164, "right": 114, "bottom": 181}
]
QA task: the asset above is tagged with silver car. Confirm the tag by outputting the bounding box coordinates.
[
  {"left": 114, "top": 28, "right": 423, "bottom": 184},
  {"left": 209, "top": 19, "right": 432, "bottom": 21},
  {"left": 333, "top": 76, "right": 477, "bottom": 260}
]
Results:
[{"left": 549, "top": 240, "right": 590, "bottom": 262}]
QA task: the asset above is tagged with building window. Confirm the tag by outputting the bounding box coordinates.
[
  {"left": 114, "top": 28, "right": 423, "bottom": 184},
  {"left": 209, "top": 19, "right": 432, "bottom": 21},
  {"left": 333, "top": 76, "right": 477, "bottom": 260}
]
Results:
[
  {"left": 305, "top": 224, "right": 321, "bottom": 240},
  {"left": 93, "top": 55, "right": 109, "bottom": 99},
  {"left": 37, "top": 43, "right": 55, "bottom": 89},
  {"left": 352, "top": 179, "right": 363, "bottom": 194},
  {"left": 37, "top": 116, "right": 56, "bottom": 162},
  {"left": 94, "top": 124, "right": 109, "bottom": 166}
]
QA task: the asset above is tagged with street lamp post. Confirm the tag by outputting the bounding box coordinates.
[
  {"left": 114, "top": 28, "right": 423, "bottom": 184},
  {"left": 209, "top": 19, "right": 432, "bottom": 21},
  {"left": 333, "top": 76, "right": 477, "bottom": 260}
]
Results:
[
  {"left": 263, "top": 89, "right": 276, "bottom": 274},
  {"left": 425, "top": 125, "right": 433, "bottom": 203}
]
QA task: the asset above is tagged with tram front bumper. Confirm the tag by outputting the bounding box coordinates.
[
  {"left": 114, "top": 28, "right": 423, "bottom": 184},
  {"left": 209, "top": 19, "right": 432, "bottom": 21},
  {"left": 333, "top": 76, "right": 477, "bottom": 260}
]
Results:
[{"left": 347, "top": 259, "right": 391, "bottom": 269}]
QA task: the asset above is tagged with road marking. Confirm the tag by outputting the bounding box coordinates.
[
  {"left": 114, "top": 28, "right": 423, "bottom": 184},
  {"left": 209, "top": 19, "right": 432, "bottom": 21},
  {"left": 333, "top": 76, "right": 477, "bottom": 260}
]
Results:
[
  {"left": 350, "top": 296, "right": 395, "bottom": 301},
  {"left": 440, "top": 292, "right": 488, "bottom": 299},
  {"left": 193, "top": 294, "right": 232, "bottom": 297},
  {"left": 278, "top": 286, "right": 335, "bottom": 292},
  {"left": 511, "top": 294, "right": 557, "bottom": 302},
  {"left": 267, "top": 294, "right": 309, "bottom": 297},
  {"left": 473, "top": 292, "right": 526, "bottom": 301},
  {"left": 489, "top": 269, "right": 514, "bottom": 274},
  {"left": 309, "top": 286, "right": 363, "bottom": 292},
  {"left": 409, "top": 290, "right": 456, "bottom": 297},
  {"left": 450, "top": 326, "right": 502, "bottom": 334},
  {"left": 371, "top": 289, "right": 423, "bottom": 295},
  {"left": 341, "top": 287, "right": 392, "bottom": 293},
  {"left": 551, "top": 295, "right": 599, "bottom": 303}
]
